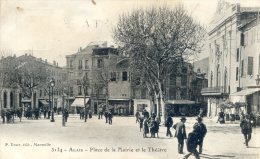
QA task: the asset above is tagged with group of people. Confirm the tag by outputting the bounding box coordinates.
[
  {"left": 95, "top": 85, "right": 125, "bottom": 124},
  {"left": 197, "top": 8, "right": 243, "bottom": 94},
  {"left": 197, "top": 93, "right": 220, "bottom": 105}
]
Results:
[
  {"left": 1, "top": 108, "right": 23, "bottom": 123},
  {"left": 136, "top": 110, "right": 207, "bottom": 159},
  {"left": 104, "top": 110, "right": 113, "bottom": 125},
  {"left": 136, "top": 111, "right": 160, "bottom": 138},
  {"left": 173, "top": 116, "right": 207, "bottom": 159}
]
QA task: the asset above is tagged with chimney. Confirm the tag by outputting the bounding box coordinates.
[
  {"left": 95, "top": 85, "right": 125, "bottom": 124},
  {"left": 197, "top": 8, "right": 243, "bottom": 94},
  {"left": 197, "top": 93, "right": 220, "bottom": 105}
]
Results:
[
  {"left": 80, "top": 47, "right": 82, "bottom": 52},
  {"left": 25, "top": 53, "right": 27, "bottom": 56},
  {"left": 57, "top": 62, "right": 58, "bottom": 67},
  {"left": 53, "top": 60, "right": 56, "bottom": 66},
  {"left": 45, "top": 59, "right": 47, "bottom": 63}
]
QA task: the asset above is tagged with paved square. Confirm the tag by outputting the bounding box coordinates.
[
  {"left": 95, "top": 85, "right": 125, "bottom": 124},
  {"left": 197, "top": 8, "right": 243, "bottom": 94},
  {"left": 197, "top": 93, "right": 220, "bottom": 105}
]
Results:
[{"left": 0, "top": 115, "right": 259, "bottom": 159}]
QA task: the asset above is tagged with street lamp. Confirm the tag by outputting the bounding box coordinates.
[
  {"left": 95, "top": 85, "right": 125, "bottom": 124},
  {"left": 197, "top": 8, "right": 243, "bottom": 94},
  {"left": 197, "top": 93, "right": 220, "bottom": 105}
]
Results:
[{"left": 50, "top": 78, "right": 55, "bottom": 122}]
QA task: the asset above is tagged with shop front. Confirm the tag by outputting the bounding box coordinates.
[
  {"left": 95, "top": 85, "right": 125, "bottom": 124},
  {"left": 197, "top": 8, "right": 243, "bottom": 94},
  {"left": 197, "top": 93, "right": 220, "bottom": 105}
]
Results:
[
  {"left": 108, "top": 99, "right": 131, "bottom": 115},
  {"left": 165, "top": 100, "right": 197, "bottom": 117}
]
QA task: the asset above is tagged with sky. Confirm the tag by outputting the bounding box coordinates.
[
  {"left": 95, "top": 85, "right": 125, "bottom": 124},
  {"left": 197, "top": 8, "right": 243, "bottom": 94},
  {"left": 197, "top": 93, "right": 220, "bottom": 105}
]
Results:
[{"left": 0, "top": 0, "right": 260, "bottom": 66}]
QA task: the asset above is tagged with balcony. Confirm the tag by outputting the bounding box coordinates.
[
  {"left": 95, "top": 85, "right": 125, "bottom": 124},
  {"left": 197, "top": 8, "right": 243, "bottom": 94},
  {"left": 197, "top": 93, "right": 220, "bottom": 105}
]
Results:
[
  {"left": 90, "top": 94, "right": 106, "bottom": 99},
  {"left": 201, "top": 86, "right": 229, "bottom": 96}
]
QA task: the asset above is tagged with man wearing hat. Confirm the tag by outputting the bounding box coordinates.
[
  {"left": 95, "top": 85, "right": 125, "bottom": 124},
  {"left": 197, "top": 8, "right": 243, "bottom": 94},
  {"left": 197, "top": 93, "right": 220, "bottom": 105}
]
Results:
[
  {"left": 173, "top": 117, "right": 187, "bottom": 154},
  {"left": 193, "top": 116, "right": 207, "bottom": 154}
]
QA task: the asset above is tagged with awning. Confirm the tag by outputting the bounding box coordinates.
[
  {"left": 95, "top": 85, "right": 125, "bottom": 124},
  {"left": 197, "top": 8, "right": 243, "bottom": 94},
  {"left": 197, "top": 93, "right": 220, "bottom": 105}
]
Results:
[
  {"left": 39, "top": 100, "right": 49, "bottom": 105},
  {"left": 165, "top": 100, "right": 195, "bottom": 105},
  {"left": 201, "top": 92, "right": 222, "bottom": 96},
  {"left": 230, "top": 88, "right": 260, "bottom": 96},
  {"left": 108, "top": 99, "right": 130, "bottom": 101},
  {"left": 71, "top": 97, "right": 90, "bottom": 107}
]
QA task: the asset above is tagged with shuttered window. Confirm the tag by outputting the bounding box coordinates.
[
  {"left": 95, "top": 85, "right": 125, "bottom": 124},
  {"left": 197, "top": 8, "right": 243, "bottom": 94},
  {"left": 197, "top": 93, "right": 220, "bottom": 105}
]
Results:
[{"left": 247, "top": 56, "right": 253, "bottom": 75}]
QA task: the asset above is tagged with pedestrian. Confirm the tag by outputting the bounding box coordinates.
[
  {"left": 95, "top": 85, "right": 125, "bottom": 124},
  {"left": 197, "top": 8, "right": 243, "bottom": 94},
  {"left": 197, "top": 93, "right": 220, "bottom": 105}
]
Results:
[
  {"left": 240, "top": 114, "right": 253, "bottom": 147},
  {"left": 135, "top": 111, "right": 140, "bottom": 123},
  {"left": 138, "top": 116, "right": 144, "bottom": 132},
  {"left": 108, "top": 110, "right": 113, "bottom": 125},
  {"left": 165, "top": 113, "right": 173, "bottom": 137},
  {"left": 217, "top": 109, "right": 225, "bottom": 124},
  {"left": 193, "top": 116, "right": 207, "bottom": 154},
  {"left": 154, "top": 117, "right": 160, "bottom": 138},
  {"left": 104, "top": 110, "right": 108, "bottom": 123},
  {"left": 149, "top": 118, "right": 156, "bottom": 138},
  {"left": 183, "top": 126, "right": 200, "bottom": 159},
  {"left": 143, "top": 116, "right": 149, "bottom": 138},
  {"left": 173, "top": 117, "right": 187, "bottom": 154}
]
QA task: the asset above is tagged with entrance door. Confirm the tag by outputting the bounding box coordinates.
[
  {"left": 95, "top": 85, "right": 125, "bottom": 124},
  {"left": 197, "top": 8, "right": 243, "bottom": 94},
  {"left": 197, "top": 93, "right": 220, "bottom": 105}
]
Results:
[{"left": 94, "top": 102, "right": 98, "bottom": 114}]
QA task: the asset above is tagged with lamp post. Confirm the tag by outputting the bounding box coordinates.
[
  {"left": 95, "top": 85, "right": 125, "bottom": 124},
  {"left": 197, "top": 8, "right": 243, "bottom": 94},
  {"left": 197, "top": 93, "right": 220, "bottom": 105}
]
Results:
[{"left": 50, "top": 78, "right": 55, "bottom": 122}]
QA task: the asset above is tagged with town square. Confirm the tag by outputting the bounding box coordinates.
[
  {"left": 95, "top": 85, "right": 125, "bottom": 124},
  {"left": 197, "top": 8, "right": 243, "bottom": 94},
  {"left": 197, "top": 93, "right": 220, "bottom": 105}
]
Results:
[{"left": 1, "top": 0, "right": 260, "bottom": 159}]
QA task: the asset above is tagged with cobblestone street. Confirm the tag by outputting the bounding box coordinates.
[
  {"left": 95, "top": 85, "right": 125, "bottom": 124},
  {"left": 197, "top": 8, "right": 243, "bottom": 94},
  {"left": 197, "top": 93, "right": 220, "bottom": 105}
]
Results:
[{"left": 0, "top": 115, "right": 259, "bottom": 159}]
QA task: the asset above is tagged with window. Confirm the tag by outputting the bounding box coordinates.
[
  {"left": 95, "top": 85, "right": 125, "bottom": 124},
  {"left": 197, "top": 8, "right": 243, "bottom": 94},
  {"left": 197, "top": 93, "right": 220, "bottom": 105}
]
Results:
[
  {"left": 236, "top": 48, "right": 239, "bottom": 62},
  {"left": 248, "top": 56, "right": 253, "bottom": 75},
  {"left": 122, "top": 71, "right": 128, "bottom": 81},
  {"left": 78, "top": 86, "right": 82, "bottom": 95},
  {"left": 240, "top": 33, "right": 244, "bottom": 46},
  {"left": 85, "top": 60, "right": 89, "bottom": 69},
  {"left": 78, "top": 60, "right": 82, "bottom": 70},
  {"left": 70, "top": 59, "right": 73, "bottom": 68},
  {"left": 110, "top": 72, "right": 116, "bottom": 81},
  {"left": 97, "top": 59, "right": 104, "bottom": 68},
  {"left": 241, "top": 60, "right": 244, "bottom": 77},
  {"left": 236, "top": 67, "right": 239, "bottom": 81}
]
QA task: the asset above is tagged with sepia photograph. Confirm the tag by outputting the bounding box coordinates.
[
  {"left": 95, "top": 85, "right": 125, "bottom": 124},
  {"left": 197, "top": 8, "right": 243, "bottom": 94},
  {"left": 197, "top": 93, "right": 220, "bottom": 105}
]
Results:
[{"left": 0, "top": 0, "right": 260, "bottom": 158}]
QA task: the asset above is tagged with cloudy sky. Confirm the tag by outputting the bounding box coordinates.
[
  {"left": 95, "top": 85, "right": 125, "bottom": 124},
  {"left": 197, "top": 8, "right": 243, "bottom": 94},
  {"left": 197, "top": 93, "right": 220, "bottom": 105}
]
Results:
[{"left": 0, "top": 0, "right": 260, "bottom": 66}]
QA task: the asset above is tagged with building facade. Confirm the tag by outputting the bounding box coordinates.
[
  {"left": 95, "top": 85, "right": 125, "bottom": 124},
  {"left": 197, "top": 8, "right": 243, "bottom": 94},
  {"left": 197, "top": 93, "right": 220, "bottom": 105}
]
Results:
[
  {"left": 201, "top": 1, "right": 260, "bottom": 117},
  {"left": 0, "top": 54, "right": 66, "bottom": 113}
]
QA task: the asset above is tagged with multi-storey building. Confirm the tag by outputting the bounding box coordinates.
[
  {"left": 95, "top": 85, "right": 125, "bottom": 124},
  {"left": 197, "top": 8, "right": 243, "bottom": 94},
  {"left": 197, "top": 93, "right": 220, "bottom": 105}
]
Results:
[
  {"left": 66, "top": 42, "right": 119, "bottom": 114},
  {"left": 201, "top": 1, "right": 260, "bottom": 117},
  {"left": 0, "top": 54, "right": 66, "bottom": 113},
  {"left": 230, "top": 16, "right": 260, "bottom": 116}
]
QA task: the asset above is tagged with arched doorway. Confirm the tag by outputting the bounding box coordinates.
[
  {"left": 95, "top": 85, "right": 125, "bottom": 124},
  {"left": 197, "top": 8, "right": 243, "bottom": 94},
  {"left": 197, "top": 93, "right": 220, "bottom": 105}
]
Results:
[
  {"left": 3, "top": 92, "right": 7, "bottom": 108},
  {"left": 10, "top": 92, "right": 14, "bottom": 108}
]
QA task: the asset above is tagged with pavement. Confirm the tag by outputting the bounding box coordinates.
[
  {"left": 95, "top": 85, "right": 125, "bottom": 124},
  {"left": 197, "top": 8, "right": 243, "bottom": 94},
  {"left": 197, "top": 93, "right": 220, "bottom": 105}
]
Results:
[{"left": 0, "top": 115, "right": 259, "bottom": 159}]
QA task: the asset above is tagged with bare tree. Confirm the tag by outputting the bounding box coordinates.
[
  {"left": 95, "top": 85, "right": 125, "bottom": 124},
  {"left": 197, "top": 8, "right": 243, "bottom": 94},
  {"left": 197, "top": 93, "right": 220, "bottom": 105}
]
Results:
[{"left": 113, "top": 5, "right": 205, "bottom": 121}]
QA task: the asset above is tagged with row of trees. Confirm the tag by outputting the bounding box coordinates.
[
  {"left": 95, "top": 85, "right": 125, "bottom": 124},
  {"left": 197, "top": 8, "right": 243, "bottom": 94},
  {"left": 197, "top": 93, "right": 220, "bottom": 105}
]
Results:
[
  {"left": 113, "top": 5, "right": 205, "bottom": 121},
  {"left": 0, "top": 55, "right": 62, "bottom": 110}
]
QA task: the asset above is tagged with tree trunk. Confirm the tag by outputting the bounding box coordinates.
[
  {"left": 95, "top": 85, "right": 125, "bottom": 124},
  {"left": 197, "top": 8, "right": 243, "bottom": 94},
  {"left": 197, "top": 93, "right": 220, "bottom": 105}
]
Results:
[
  {"left": 154, "top": 92, "right": 159, "bottom": 118},
  {"left": 158, "top": 81, "right": 165, "bottom": 123}
]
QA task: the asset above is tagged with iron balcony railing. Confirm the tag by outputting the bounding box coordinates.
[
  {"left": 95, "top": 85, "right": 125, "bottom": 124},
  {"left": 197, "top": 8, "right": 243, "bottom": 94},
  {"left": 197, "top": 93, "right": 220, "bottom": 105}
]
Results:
[{"left": 201, "top": 86, "right": 229, "bottom": 94}]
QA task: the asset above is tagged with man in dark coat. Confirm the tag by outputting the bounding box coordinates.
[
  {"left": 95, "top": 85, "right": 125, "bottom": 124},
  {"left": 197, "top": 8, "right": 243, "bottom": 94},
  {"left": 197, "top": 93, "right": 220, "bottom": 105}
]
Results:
[
  {"left": 104, "top": 110, "right": 108, "bottom": 123},
  {"left": 108, "top": 110, "right": 113, "bottom": 125},
  {"left": 173, "top": 117, "right": 187, "bottom": 154},
  {"left": 240, "top": 114, "right": 253, "bottom": 147},
  {"left": 193, "top": 116, "right": 207, "bottom": 154},
  {"left": 165, "top": 114, "right": 173, "bottom": 137},
  {"left": 183, "top": 126, "right": 200, "bottom": 159}
]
